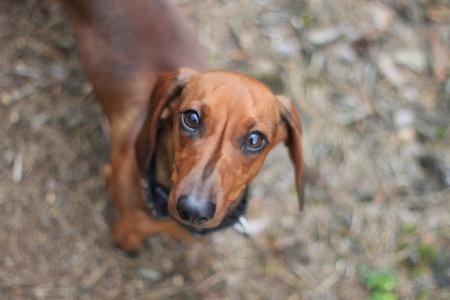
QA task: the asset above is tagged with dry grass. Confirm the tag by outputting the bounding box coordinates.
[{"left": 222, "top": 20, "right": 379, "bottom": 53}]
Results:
[{"left": 0, "top": 0, "right": 449, "bottom": 299}]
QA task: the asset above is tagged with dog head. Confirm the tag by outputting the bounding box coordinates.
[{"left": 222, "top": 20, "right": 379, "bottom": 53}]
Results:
[{"left": 138, "top": 68, "right": 304, "bottom": 228}]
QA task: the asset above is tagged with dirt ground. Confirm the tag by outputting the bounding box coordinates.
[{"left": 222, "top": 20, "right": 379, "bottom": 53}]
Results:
[{"left": 1, "top": 0, "right": 449, "bottom": 299}]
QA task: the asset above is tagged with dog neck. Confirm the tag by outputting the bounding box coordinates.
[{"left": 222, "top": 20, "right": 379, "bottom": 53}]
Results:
[{"left": 144, "top": 121, "right": 250, "bottom": 236}]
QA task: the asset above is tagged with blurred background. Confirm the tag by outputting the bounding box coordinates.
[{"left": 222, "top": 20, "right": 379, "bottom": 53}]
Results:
[{"left": 0, "top": 0, "right": 449, "bottom": 299}]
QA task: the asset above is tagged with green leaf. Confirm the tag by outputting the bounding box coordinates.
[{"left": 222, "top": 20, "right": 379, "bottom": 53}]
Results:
[
  {"left": 435, "top": 127, "right": 448, "bottom": 141},
  {"left": 364, "top": 270, "right": 397, "bottom": 291},
  {"left": 417, "top": 244, "right": 438, "bottom": 265},
  {"left": 368, "top": 291, "right": 397, "bottom": 300}
]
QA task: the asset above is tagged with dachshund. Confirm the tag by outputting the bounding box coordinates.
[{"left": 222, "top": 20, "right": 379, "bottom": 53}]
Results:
[{"left": 60, "top": 0, "right": 304, "bottom": 253}]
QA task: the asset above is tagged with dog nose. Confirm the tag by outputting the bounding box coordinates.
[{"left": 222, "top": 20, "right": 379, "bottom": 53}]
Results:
[{"left": 176, "top": 195, "right": 216, "bottom": 225}]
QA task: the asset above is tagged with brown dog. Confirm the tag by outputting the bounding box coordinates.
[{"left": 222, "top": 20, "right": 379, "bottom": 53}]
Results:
[{"left": 61, "top": 0, "right": 304, "bottom": 252}]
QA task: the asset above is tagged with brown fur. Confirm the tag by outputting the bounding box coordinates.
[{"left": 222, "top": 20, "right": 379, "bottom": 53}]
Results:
[{"left": 61, "top": 0, "right": 303, "bottom": 252}]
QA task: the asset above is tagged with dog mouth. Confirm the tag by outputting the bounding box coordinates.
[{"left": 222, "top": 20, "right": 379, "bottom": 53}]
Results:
[
  {"left": 144, "top": 177, "right": 249, "bottom": 234},
  {"left": 172, "top": 189, "right": 250, "bottom": 234},
  {"left": 144, "top": 157, "right": 250, "bottom": 234},
  {"left": 173, "top": 212, "right": 216, "bottom": 228},
  {"left": 171, "top": 213, "right": 217, "bottom": 228}
]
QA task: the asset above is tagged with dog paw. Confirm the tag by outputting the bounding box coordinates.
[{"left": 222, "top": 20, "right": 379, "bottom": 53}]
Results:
[
  {"left": 112, "top": 211, "right": 152, "bottom": 253},
  {"left": 112, "top": 210, "right": 196, "bottom": 252},
  {"left": 113, "top": 242, "right": 140, "bottom": 258}
]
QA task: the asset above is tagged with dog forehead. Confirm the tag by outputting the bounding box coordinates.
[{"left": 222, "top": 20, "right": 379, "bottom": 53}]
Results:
[{"left": 183, "top": 71, "right": 279, "bottom": 118}]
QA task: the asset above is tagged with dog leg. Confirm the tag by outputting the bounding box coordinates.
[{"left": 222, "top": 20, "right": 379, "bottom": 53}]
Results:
[
  {"left": 104, "top": 98, "right": 155, "bottom": 251},
  {"left": 103, "top": 93, "right": 192, "bottom": 252}
]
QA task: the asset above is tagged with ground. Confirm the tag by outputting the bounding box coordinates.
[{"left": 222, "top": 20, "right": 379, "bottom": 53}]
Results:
[{"left": 0, "top": 0, "right": 449, "bottom": 299}]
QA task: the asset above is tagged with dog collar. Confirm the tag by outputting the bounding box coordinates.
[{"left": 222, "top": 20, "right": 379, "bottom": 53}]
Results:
[{"left": 144, "top": 156, "right": 249, "bottom": 236}]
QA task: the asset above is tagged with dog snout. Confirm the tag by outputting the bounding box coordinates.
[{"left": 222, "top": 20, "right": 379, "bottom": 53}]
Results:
[{"left": 176, "top": 195, "right": 216, "bottom": 225}]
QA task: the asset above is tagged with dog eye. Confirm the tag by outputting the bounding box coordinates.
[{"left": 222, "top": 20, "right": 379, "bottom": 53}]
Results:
[
  {"left": 180, "top": 109, "right": 201, "bottom": 132},
  {"left": 242, "top": 131, "right": 267, "bottom": 153}
]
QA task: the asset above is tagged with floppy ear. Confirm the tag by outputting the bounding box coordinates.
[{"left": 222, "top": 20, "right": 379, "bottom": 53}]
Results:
[
  {"left": 277, "top": 95, "right": 305, "bottom": 211},
  {"left": 136, "top": 68, "right": 197, "bottom": 173}
]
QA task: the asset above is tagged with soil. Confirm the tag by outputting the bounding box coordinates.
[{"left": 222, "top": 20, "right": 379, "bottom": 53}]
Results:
[{"left": 1, "top": 0, "right": 449, "bottom": 299}]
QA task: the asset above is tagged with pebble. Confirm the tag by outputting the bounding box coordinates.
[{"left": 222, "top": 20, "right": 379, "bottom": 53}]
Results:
[
  {"left": 9, "top": 110, "right": 19, "bottom": 124},
  {"left": 271, "top": 38, "right": 297, "bottom": 57},
  {"left": 246, "top": 218, "right": 269, "bottom": 235},
  {"left": 369, "top": 2, "right": 395, "bottom": 31},
  {"left": 333, "top": 43, "right": 358, "bottom": 63},
  {"left": 377, "top": 54, "right": 406, "bottom": 86},
  {"left": 393, "top": 48, "right": 427, "bottom": 73},
  {"left": 51, "top": 63, "right": 69, "bottom": 82},
  {"left": 30, "top": 114, "right": 49, "bottom": 132},
  {"left": 1, "top": 93, "right": 12, "bottom": 106},
  {"left": 306, "top": 27, "right": 342, "bottom": 46},
  {"left": 3, "top": 150, "right": 15, "bottom": 165},
  {"left": 138, "top": 268, "right": 161, "bottom": 281},
  {"left": 398, "top": 127, "right": 416, "bottom": 142},
  {"left": 251, "top": 58, "right": 277, "bottom": 75},
  {"left": 172, "top": 274, "right": 184, "bottom": 287},
  {"left": 394, "top": 109, "right": 415, "bottom": 128}
]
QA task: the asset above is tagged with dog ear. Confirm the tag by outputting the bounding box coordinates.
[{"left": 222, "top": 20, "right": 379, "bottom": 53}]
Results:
[
  {"left": 136, "top": 68, "right": 197, "bottom": 173},
  {"left": 277, "top": 95, "right": 305, "bottom": 211}
]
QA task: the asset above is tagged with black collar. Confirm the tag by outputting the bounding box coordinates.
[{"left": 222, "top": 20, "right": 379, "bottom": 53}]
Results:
[{"left": 144, "top": 155, "right": 249, "bottom": 236}]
